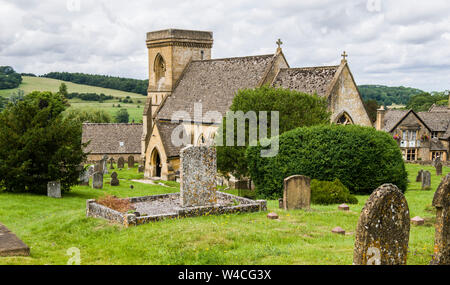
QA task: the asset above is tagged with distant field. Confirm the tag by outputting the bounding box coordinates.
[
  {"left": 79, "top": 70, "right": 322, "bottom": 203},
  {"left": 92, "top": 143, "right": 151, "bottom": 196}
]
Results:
[{"left": 0, "top": 76, "right": 146, "bottom": 122}]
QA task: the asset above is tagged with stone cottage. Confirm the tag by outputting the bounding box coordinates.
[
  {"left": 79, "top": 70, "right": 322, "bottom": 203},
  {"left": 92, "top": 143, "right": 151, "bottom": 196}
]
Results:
[
  {"left": 375, "top": 103, "right": 450, "bottom": 162},
  {"left": 142, "top": 28, "right": 372, "bottom": 180},
  {"left": 82, "top": 123, "right": 143, "bottom": 163}
]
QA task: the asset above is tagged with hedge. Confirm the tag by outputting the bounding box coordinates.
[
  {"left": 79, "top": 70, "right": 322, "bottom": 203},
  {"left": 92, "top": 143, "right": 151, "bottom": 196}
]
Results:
[
  {"left": 246, "top": 124, "right": 407, "bottom": 199},
  {"left": 311, "top": 179, "right": 358, "bottom": 205}
]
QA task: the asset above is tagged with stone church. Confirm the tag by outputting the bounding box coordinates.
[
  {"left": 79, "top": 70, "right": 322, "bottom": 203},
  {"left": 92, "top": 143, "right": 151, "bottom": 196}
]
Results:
[{"left": 141, "top": 29, "right": 372, "bottom": 180}]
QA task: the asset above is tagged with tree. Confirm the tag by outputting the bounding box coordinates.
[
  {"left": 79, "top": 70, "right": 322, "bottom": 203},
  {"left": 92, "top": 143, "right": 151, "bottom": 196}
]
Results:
[
  {"left": 58, "top": 83, "right": 68, "bottom": 97},
  {"left": 115, "top": 108, "right": 129, "bottom": 123},
  {"left": 364, "top": 99, "right": 379, "bottom": 123},
  {"left": 0, "top": 66, "right": 22, "bottom": 90},
  {"left": 64, "top": 108, "right": 113, "bottom": 124},
  {"left": 0, "top": 96, "right": 8, "bottom": 111},
  {"left": 0, "top": 91, "right": 87, "bottom": 194},
  {"left": 406, "top": 92, "right": 447, "bottom": 112},
  {"left": 216, "top": 86, "right": 330, "bottom": 179}
]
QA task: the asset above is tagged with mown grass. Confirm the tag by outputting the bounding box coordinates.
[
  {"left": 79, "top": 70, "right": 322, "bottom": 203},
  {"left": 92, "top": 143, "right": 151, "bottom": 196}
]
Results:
[
  {"left": 0, "top": 164, "right": 444, "bottom": 265},
  {"left": 0, "top": 76, "right": 146, "bottom": 122}
]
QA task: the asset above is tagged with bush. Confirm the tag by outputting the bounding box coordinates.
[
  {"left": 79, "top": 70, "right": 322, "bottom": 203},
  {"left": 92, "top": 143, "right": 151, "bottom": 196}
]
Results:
[
  {"left": 311, "top": 179, "right": 358, "bottom": 205},
  {"left": 115, "top": 108, "right": 129, "bottom": 123},
  {"left": 246, "top": 124, "right": 407, "bottom": 199}
]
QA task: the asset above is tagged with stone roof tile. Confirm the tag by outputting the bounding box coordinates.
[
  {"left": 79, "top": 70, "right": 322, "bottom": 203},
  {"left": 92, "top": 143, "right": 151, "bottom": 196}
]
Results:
[{"left": 82, "top": 123, "right": 142, "bottom": 154}]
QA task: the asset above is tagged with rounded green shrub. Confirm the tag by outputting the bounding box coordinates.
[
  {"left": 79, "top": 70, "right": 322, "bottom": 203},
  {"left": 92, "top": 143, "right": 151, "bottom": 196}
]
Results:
[
  {"left": 311, "top": 179, "right": 358, "bottom": 205},
  {"left": 246, "top": 124, "right": 407, "bottom": 199}
]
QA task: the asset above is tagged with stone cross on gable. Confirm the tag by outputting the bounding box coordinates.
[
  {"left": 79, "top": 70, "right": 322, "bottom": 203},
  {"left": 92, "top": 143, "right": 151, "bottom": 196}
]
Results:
[
  {"left": 276, "top": 39, "right": 283, "bottom": 49},
  {"left": 341, "top": 51, "right": 348, "bottom": 61}
]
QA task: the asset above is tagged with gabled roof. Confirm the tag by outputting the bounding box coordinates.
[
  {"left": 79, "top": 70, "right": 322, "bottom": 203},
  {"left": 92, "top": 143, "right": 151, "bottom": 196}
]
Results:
[
  {"left": 156, "top": 121, "right": 187, "bottom": 158},
  {"left": 428, "top": 104, "right": 450, "bottom": 113},
  {"left": 82, "top": 123, "right": 142, "bottom": 154},
  {"left": 431, "top": 138, "right": 447, "bottom": 151},
  {"left": 382, "top": 110, "right": 409, "bottom": 132},
  {"left": 387, "top": 109, "right": 433, "bottom": 133},
  {"left": 271, "top": 65, "right": 339, "bottom": 97},
  {"left": 157, "top": 54, "right": 276, "bottom": 122},
  {"left": 417, "top": 112, "right": 450, "bottom": 132}
]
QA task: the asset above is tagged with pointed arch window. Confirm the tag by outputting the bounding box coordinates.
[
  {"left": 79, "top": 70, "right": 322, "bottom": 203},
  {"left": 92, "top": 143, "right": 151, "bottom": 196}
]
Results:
[
  {"left": 154, "top": 54, "right": 166, "bottom": 87},
  {"left": 336, "top": 112, "right": 353, "bottom": 125}
]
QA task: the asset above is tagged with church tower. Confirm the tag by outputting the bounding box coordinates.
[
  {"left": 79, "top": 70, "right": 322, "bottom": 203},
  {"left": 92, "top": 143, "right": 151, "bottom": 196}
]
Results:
[{"left": 142, "top": 29, "right": 213, "bottom": 158}]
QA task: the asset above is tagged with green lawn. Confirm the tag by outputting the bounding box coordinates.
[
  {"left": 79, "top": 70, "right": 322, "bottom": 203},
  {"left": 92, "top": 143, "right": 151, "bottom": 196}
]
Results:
[
  {"left": 0, "top": 76, "right": 146, "bottom": 123},
  {"left": 0, "top": 164, "right": 442, "bottom": 265}
]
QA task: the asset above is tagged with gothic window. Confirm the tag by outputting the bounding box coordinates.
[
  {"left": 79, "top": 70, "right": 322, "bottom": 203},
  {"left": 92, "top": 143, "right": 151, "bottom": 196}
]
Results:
[
  {"left": 154, "top": 54, "right": 166, "bottom": 87},
  {"left": 197, "top": 134, "right": 207, "bottom": 146},
  {"left": 336, "top": 112, "right": 353, "bottom": 125}
]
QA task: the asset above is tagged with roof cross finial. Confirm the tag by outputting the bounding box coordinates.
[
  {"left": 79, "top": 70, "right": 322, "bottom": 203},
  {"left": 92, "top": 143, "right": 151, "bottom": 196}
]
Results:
[
  {"left": 276, "top": 39, "right": 283, "bottom": 53},
  {"left": 341, "top": 51, "right": 348, "bottom": 61}
]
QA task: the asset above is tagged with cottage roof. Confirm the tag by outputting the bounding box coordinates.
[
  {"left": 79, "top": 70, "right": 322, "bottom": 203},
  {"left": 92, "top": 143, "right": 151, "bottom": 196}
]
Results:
[
  {"left": 82, "top": 123, "right": 142, "bottom": 154},
  {"left": 417, "top": 112, "right": 450, "bottom": 132},
  {"left": 382, "top": 110, "right": 409, "bottom": 132}
]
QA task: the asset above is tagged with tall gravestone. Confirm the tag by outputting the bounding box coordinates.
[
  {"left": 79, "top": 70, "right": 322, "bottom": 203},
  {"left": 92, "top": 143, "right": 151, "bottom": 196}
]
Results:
[
  {"left": 422, "top": 171, "right": 431, "bottom": 190},
  {"left": 436, "top": 161, "right": 443, "bottom": 176},
  {"left": 416, "top": 170, "right": 423, "bottom": 182},
  {"left": 79, "top": 169, "right": 89, "bottom": 186},
  {"left": 353, "top": 184, "right": 410, "bottom": 265},
  {"left": 47, "top": 181, "right": 61, "bottom": 198},
  {"left": 128, "top": 156, "right": 135, "bottom": 168},
  {"left": 283, "top": 175, "right": 311, "bottom": 210},
  {"left": 431, "top": 174, "right": 450, "bottom": 265},
  {"left": 87, "top": 165, "right": 95, "bottom": 177},
  {"left": 92, "top": 172, "right": 103, "bottom": 189},
  {"left": 101, "top": 155, "right": 108, "bottom": 174},
  {"left": 110, "top": 172, "right": 119, "bottom": 186},
  {"left": 180, "top": 146, "right": 217, "bottom": 207},
  {"left": 109, "top": 158, "right": 115, "bottom": 170},
  {"left": 117, "top": 157, "right": 125, "bottom": 169}
]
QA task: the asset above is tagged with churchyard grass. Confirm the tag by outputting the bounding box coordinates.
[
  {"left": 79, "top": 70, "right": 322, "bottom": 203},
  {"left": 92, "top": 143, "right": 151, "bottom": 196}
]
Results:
[{"left": 0, "top": 164, "right": 444, "bottom": 265}]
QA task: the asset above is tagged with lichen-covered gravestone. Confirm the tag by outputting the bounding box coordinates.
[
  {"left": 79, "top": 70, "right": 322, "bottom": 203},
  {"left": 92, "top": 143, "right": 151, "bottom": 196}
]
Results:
[
  {"left": 416, "top": 170, "right": 423, "bottom": 182},
  {"left": 283, "top": 175, "right": 311, "bottom": 210},
  {"left": 353, "top": 184, "right": 410, "bottom": 265},
  {"left": 110, "top": 172, "right": 119, "bottom": 186},
  {"left": 88, "top": 165, "right": 95, "bottom": 177},
  {"left": 436, "top": 161, "right": 443, "bottom": 176},
  {"left": 128, "top": 156, "right": 135, "bottom": 168},
  {"left": 47, "top": 181, "right": 61, "bottom": 198},
  {"left": 138, "top": 165, "right": 144, "bottom": 173},
  {"left": 117, "top": 157, "right": 125, "bottom": 169},
  {"left": 79, "top": 169, "right": 89, "bottom": 186},
  {"left": 92, "top": 172, "right": 103, "bottom": 189},
  {"left": 422, "top": 171, "right": 431, "bottom": 190},
  {"left": 180, "top": 146, "right": 217, "bottom": 207},
  {"left": 109, "top": 158, "right": 115, "bottom": 170},
  {"left": 431, "top": 174, "right": 450, "bottom": 265},
  {"left": 101, "top": 155, "right": 108, "bottom": 174}
]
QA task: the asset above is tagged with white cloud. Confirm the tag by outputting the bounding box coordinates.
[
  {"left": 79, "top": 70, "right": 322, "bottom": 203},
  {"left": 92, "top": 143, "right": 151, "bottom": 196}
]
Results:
[{"left": 0, "top": 0, "right": 449, "bottom": 91}]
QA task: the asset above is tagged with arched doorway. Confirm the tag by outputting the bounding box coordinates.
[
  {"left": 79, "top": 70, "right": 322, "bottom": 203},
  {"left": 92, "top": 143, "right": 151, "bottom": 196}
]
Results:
[{"left": 151, "top": 148, "right": 162, "bottom": 178}]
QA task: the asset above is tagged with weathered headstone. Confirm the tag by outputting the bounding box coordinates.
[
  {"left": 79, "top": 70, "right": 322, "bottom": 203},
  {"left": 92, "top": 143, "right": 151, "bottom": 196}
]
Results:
[
  {"left": 92, "top": 172, "right": 103, "bottom": 189},
  {"left": 416, "top": 170, "right": 423, "bottom": 182},
  {"left": 430, "top": 174, "right": 450, "bottom": 265},
  {"left": 436, "top": 161, "right": 443, "bottom": 176},
  {"left": 278, "top": 198, "right": 284, "bottom": 209},
  {"left": 87, "top": 165, "right": 95, "bottom": 177},
  {"left": 0, "top": 223, "right": 30, "bottom": 257},
  {"left": 138, "top": 165, "right": 144, "bottom": 173},
  {"left": 109, "top": 158, "right": 115, "bottom": 170},
  {"left": 94, "top": 161, "right": 102, "bottom": 173},
  {"left": 180, "top": 146, "right": 217, "bottom": 207},
  {"left": 411, "top": 216, "right": 425, "bottom": 226},
  {"left": 338, "top": 204, "right": 350, "bottom": 211},
  {"left": 267, "top": 212, "right": 279, "bottom": 220},
  {"left": 101, "top": 155, "right": 108, "bottom": 174},
  {"left": 79, "top": 169, "right": 89, "bottom": 186},
  {"left": 47, "top": 181, "right": 61, "bottom": 198},
  {"left": 432, "top": 156, "right": 441, "bottom": 168},
  {"left": 128, "top": 156, "right": 135, "bottom": 168},
  {"left": 283, "top": 175, "right": 311, "bottom": 210},
  {"left": 117, "top": 157, "right": 125, "bottom": 169},
  {"left": 422, "top": 171, "right": 431, "bottom": 190},
  {"left": 353, "top": 184, "right": 410, "bottom": 265},
  {"left": 110, "top": 172, "right": 119, "bottom": 186}
]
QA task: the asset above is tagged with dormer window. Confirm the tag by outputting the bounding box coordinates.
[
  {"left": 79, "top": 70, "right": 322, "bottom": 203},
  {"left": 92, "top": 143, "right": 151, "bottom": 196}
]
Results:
[{"left": 432, "top": 131, "right": 438, "bottom": 139}]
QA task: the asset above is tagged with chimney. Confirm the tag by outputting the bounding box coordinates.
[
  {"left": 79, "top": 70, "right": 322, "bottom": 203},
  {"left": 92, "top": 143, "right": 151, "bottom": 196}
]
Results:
[{"left": 376, "top": 106, "right": 386, "bottom": 131}]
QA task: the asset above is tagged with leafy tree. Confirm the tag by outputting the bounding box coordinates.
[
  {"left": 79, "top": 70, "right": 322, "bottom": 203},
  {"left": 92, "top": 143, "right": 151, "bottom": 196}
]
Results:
[
  {"left": 0, "top": 91, "right": 87, "bottom": 194},
  {"left": 9, "top": 89, "right": 25, "bottom": 104},
  {"left": 0, "top": 66, "right": 22, "bottom": 90},
  {"left": 115, "top": 108, "right": 129, "bottom": 123},
  {"left": 364, "top": 99, "right": 379, "bottom": 123},
  {"left": 216, "top": 86, "right": 330, "bottom": 179},
  {"left": 358, "top": 85, "right": 424, "bottom": 106},
  {"left": 406, "top": 92, "right": 448, "bottom": 112},
  {"left": 246, "top": 125, "right": 407, "bottom": 199},
  {"left": 58, "top": 83, "right": 68, "bottom": 97},
  {"left": 64, "top": 108, "right": 113, "bottom": 124},
  {"left": 0, "top": 97, "right": 8, "bottom": 111}
]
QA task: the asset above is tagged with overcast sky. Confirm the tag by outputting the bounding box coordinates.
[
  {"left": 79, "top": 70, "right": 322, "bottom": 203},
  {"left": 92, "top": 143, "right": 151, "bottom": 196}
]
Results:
[{"left": 1, "top": 0, "right": 449, "bottom": 91}]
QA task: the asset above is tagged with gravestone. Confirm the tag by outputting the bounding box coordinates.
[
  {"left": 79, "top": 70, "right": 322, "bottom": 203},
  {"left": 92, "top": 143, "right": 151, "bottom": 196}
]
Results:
[
  {"left": 94, "top": 161, "right": 102, "bottom": 173},
  {"left": 109, "top": 158, "right": 115, "bottom": 170},
  {"left": 436, "top": 161, "right": 443, "bottom": 176},
  {"left": 87, "top": 165, "right": 95, "bottom": 177},
  {"left": 117, "top": 157, "right": 125, "bottom": 169},
  {"left": 283, "top": 175, "right": 311, "bottom": 210},
  {"left": 92, "top": 172, "right": 103, "bottom": 189},
  {"left": 110, "top": 172, "right": 119, "bottom": 186},
  {"left": 0, "top": 223, "right": 30, "bottom": 257},
  {"left": 267, "top": 212, "right": 279, "bottom": 220},
  {"left": 422, "top": 171, "right": 431, "bottom": 190},
  {"left": 128, "top": 156, "right": 135, "bottom": 168},
  {"left": 416, "top": 170, "right": 423, "bottom": 182},
  {"left": 180, "top": 146, "right": 217, "bottom": 207},
  {"left": 353, "top": 184, "right": 410, "bottom": 265},
  {"left": 430, "top": 174, "right": 450, "bottom": 265},
  {"left": 47, "top": 181, "right": 61, "bottom": 198},
  {"left": 432, "top": 156, "right": 441, "bottom": 168},
  {"left": 79, "top": 169, "right": 89, "bottom": 186},
  {"left": 101, "top": 155, "right": 108, "bottom": 174},
  {"left": 138, "top": 165, "right": 144, "bottom": 173}
]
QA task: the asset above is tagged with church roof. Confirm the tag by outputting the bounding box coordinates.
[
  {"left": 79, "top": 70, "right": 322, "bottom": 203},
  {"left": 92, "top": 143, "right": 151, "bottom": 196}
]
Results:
[
  {"left": 82, "top": 123, "right": 142, "bottom": 154},
  {"left": 271, "top": 66, "right": 339, "bottom": 97},
  {"left": 156, "top": 54, "right": 276, "bottom": 122},
  {"left": 156, "top": 121, "right": 186, "bottom": 158}
]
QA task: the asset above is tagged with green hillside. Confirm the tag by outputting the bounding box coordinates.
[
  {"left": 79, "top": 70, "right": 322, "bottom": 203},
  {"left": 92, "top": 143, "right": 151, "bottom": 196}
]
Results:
[
  {"left": 358, "top": 85, "right": 424, "bottom": 106},
  {"left": 0, "top": 76, "right": 146, "bottom": 122}
]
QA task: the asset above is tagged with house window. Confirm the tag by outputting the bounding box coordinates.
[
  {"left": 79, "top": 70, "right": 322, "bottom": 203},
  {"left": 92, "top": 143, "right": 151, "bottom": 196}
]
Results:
[
  {"left": 432, "top": 151, "right": 444, "bottom": 161},
  {"left": 406, "top": 149, "right": 417, "bottom": 161}
]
